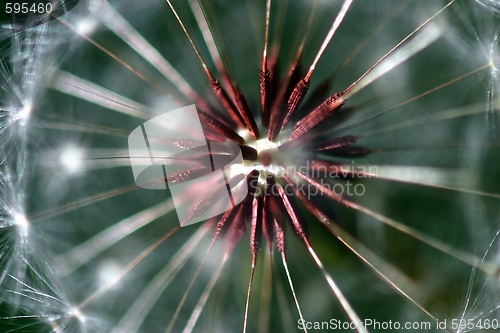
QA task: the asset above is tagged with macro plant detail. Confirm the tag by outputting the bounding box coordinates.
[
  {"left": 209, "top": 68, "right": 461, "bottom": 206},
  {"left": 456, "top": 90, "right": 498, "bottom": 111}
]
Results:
[{"left": 2, "top": 0, "right": 500, "bottom": 332}]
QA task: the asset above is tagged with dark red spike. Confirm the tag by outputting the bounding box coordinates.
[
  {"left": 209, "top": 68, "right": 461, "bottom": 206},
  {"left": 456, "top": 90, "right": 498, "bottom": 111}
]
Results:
[
  {"left": 265, "top": 175, "right": 287, "bottom": 253},
  {"left": 274, "top": 217, "right": 286, "bottom": 254},
  {"left": 260, "top": 64, "right": 271, "bottom": 127},
  {"left": 268, "top": 57, "right": 303, "bottom": 141},
  {"left": 250, "top": 196, "right": 263, "bottom": 258},
  {"left": 214, "top": 206, "right": 240, "bottom": 240},
  {"left": 239, "top": 145, "right": 258, "bottom": 161},
  {"left": 213, "top": 170, "right": 259, "bottom": 240},
  {"left": 282, "top": 77, "right": 310, "bottom": 128},
  {"left": 193, "top": 95, "right": 223, "bottom": 121},
  {"left": 278, "top": 186, "right": 308, "bottom": 242},
  {"left": 260, "top": 0, "right": 273, "bottom": 128},
  {"left": 234, "top": 86, "right": 260, "bottom": 140},
  {"left": 215, "top": 59, "right": 236, "bottom": 101},
  {"left": 307, "top": 135, "right": 360, "bottom": 151},
  {"left": 226, "top": 170, "right": 260, "bottom": 249},
  {"left": 268, "top": 44, "right": 281, "bottom": 106},
  {"left": 290, "top": 92, "right": 345, "bottom": 140},
  {"left": 226, "top": 199, "right": 251, "bottom": 251},
  {"left": 208, "top": 74, "right": 246, "bottom": 129},
  {"left": 268, "top": 44, "right": 280, "bottom": 83},
  {"left": 246, "top": 169, "right": 261, "bottom": 198},
  {"left": 197, "top": 109, "right": 245, "bottom": 144}
]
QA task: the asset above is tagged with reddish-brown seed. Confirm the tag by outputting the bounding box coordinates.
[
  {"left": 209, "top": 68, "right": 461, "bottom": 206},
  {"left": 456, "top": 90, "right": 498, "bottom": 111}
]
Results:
[
  {"left": 214, "top": 206, "right": 240, "bottom": 240},
  {"left": 268, "top": 60, "right": 303, "bottom": 141},
  {"left": 265, "top": 176, "right": 287, "bottom": 253},
  {"left": 197, "top": 109, "right": 245, "bottom": 144},
  {"left": 290, "top": 92, "right": 345, "bottom": 140},
  {"left": 260, "top": 65, "right": 271, "bottom": 127},
  {"left": 234, "top": 86, "right": 260, "bottom": 140},
  {"left": 226, "top": 170, "right": 260, "bottom": 249},
  {"left": 250, "top": 196, "right": 263, "bottom": 256},
  {"left": 226, "top": 197, "right": 252, "bottom": 250},
  {"left": 274, "top": 217, "right": 286, "bottom": 254},
  {"left": 238, "top": 145, "right": 258, "bottom": 161},
  {"left": 283, "top": 78, "right": 310, "bottom": 128},
  {"left": 209, "top": 76, "right": 246, "bottom": 129},
  {"left": 278, "top": 187, "right": 308, "bottom": 242},
  {"left": 213, "top": 170, "right": 259, "bottom": 240}
]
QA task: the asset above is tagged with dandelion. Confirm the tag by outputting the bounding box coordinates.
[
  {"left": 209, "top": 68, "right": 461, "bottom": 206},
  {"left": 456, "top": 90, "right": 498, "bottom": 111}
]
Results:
[{"left": 2, "top": 0, "right": 500, "bottom": 332}]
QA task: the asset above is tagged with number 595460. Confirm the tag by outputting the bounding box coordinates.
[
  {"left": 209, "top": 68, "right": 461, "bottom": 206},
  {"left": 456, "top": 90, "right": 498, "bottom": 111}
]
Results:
[{"left": 5, "top": 2, "right": 53, "bottom": 14}]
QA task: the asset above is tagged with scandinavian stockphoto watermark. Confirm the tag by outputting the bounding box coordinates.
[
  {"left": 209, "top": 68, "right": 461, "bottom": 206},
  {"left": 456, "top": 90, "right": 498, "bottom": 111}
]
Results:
[
  {"left": 298, "top": 318, "right": 500, "bottom": 331},
  {"left": 128, "top": 104, "right": 247, "bottom": 227}
]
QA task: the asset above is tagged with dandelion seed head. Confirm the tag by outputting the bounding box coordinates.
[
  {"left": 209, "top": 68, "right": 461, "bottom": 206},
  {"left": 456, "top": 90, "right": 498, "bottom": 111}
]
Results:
[{"left": 3, "top": 0, "right": 500, "bottom": 331}]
